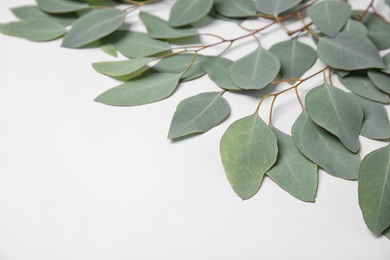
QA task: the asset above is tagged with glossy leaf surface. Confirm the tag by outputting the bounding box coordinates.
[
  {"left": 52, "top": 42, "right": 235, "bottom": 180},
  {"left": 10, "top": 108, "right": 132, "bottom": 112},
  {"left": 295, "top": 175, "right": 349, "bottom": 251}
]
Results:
[
  {"left": 201, "top": 57, "right": 241, "bottom": 90},
  {"left": 92, "top": 58, "right": 153, "bottom": 77},
  {"left": 255, "top": 0, "right": 302, "bottom": 16},
  {"left": 169, "top": 0, "right": 213, "bottom": 27},
  {"left": 36, "top": 0, "right": 89, "bottom": 13}
]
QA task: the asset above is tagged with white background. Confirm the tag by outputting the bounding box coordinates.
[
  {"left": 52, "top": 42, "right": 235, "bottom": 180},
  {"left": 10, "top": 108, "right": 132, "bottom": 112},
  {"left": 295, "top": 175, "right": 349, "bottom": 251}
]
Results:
[{"left": 0, "top": 0, "right": 389, "bottom": 259}]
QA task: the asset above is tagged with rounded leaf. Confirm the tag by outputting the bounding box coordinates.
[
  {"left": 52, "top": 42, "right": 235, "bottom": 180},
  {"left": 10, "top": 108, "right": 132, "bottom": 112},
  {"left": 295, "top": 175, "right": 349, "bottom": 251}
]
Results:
[
  {"left": 169, "top": 0, "right": 213, "bottom": 27},
  {"left": 255, "top": 0, "right": 302, "bottom": 16},
  {"left": 36, "top": 0, "right": 89, "bottom": 13},
  {"left": 201, "top": 57, "right": 241, "bottom": 90}
]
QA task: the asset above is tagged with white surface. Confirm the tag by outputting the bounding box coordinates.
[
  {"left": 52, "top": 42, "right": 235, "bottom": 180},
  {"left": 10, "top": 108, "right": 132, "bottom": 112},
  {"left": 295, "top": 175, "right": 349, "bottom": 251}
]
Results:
[{"left": 0, "top": 1, "right": 389, "bottom": 259}]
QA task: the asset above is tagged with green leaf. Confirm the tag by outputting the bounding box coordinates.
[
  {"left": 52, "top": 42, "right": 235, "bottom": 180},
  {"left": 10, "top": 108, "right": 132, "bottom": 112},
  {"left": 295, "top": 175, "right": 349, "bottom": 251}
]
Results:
[
  {"left": 368, "top": 70, "right": 390, "bottom": 94},
  {"left": 342, "top": 19, "right": 368, "bottom": 36},
  {"left": 338, "top": 72, "right": 390, "bottom": 103},
  {"left": 230, "top": 47, "right": 280, "bottom": 89},
  {"left": 92, "top": 57, "right": 153, "bottom": 77},
  {"left": 62, "top": 8, "right": 127, "bottom": 48},
  {"left": 267, "top": 127, "right": 318, "bottom": 202},
  {"left": 201, "top": 57, "right": 241, "bottom": 90},
  {"left": 350, "top": 94, "right": 390, "bottom": 140},
  {"left": 364, "top": 13, "right": 390, "bottom": 50},
  {"left": 0, "top": 18, "right": 67, "bottom": 42},
  {"left": 317, "top": 32, "right": 385, "bottom": 70},
  {"left": 383, "top": 227, "right": 390, "bottom": 239},
  {"left": 169, "top": 0, "right": 213, "bottom": 27},
  {"left": 153, "top": 53, "right": 205, "bottom": 81},
  {"left": 95, "top": 72, "right": 181, "bottom": 106},
  {"left": 168, "top": 92, "right": 230, "bottom": 139},
  {"left": 36, "top": 0, "right": 89, "bottom": 13},
  {"left": 105, "top": 31, "right": 171, "bottom": 58},
  {"left": 270, "top": 39, "right": 316, "bottom": 84},
  {"left": 220, "top": 114, "right": 278, "bottom": 200},
  {"left": 100, "top": 43, "right": 117, "bottom": 57},
  {"left": 307, "top": 1, "right": 351, "bottom": 37},
  {"left": 382, "top": 53, "right": 390, "bottom": 74},
  {"left": 358, "top": 145, "right": 390, "bottom": 235},
  {"left": 387, "top": 0, "right": 390, "bottom": 6},
  {"left": 255, "top": 0, "right": 302, "bottom": 17},
  {"left": 292, "top": 111, "right": 360, "bottom": 180},
  {"left": 215, "top": 0, "right": 257, "bottom": 18},
  {"left": 139, "top": 12, "right": 198, "bottom": 39},
  {"left": 305, "top": 83, "right": 363, "bottom": 153},
  {"left": 336, "top": 70, "right": 350, "bottom": 78},
  {"left": 11, "top": 5, "right": 78, "bottom": 26}
]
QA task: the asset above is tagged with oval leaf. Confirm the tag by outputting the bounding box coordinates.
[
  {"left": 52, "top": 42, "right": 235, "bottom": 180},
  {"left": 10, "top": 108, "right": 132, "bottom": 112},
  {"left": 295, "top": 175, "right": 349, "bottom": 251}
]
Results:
[
  {"left": 358, "top": 145, "right": 390, "bottom": 235},
  {"left": 36, "top": 0, "right": 89, "bottom": 14},
  {"left": 62, "top": 8, "right": 127, "bottom": 48},
  {"left": 342, "top": 19, "right": 368, "bottom": 36},
  {"left": 94, "top": 72, "right": 181, "bottom": 106},
  {"left": 168, "top": 92, "right": 230, "bottom": 139},
  {"left": 230, "top": 47, "right": 280, "bottom": 89},
  {"left": 368, "top": 70, "right": 390, "bottom": 94},
  {"left": 292, "top": 111, "right": 360, "bottom": 180},
  {"left": 220, "top": 114, "right": 278, "bottom": 200},
  {"left": 92, "top": 57, "right": 153, "bottom": 77},
  {"left": 201, "top": 57, "right": 241, "bottom": 90},
  {"left": 215, "top": 0, "right": 257, "bottom": 18},
  {"left": 255, "top": 0, "right": 302, "bottom": 16},
  {"left": 364, "top": 13, "right": 390, "bottom": 50},
  {"left": 267, "top": 127, "right": 318, "bottom": 202},
  {"left": 169, "top": 0, "right": 213, "bottom": 27}
]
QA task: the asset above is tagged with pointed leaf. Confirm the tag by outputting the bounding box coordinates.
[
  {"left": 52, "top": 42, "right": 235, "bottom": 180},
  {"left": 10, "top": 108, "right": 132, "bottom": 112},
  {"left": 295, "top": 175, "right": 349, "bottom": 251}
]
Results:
[
  {"left": 383, "top": 227, "right": 390, "bottom": 239},
  {"left": 270, "top": 39, "right": 316, "bottom": 84},
  {"left": 306, "top": 83, "right": 363, "bottom": 153},
  {"left": 62, "top": 8, "right": 127, "bottom": 48},
  {"left": 317, "top": 32, "right": 385, "bottom": 70},
  {"left": 342, "top": 19, "right": 368, "bottom": 36},
  {"left": 139, "top": 12, "right": 198, "bottom": 39},
  {"left": 92, "top": 57, "right": 153, "bottom": 77},
  {"left": 230, "top": 47, "right": 280, "bottom": 89},
  {"left": 292, "top": 111, "right": 360, "bottom": 180},
  {"left": 220, "top": 114, "right": 278, "bottom": 200},
  {"left": 358, "top": 145, "right": 390, "bottom": 235},
  {"left": 0, "top": 18, "right": 66, "bottom": 42},
  {"left": 215, "top": 0, "right": 257, "bottom": 18},
  {"left": 307, "top": 1, "right": 351, "bottom": 37},
  {"left": 364, "top": 13, "right": 390, "bottom": 50},
  {"left": 201, "top": 57, "right": 241, "bottom": 90},
  {"left": 100, "top": 43, "right": 117, "bottom": 57},
  {"left": 169, "top": 0, "right": 213, "bottom": 27},
  {"left": 267, "top": 127, "right": 318, "bottom": 202},
  {"left": 368, "top": 70, "right": 390, "bottom": 94},
  {"left": 255, "top": 0, "right": 302, "bottom": 16},
  {"left": 94, "top": 72, "right": 181, "bottom": 106},
  {"left": 36, "top": 0, "right": 89, "bottom": 13},
  {"left": 168, "top": 92, "right": 230, "bottom": 139}
]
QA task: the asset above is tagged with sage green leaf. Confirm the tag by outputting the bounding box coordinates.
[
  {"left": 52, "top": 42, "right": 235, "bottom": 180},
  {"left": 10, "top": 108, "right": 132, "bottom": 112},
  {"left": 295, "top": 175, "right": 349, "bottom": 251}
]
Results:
[
  {"left": 338, "top": 73, "right": 390, "bottom": 103},
  {"left": 292, "top": 111, "right": 360, "bottom": 180},
  {"left": 337, "top": 70, "right": 350, "bottom": 78},
  {"left": 168, "top": 92, "right": 230, "bottom": 139},
  {"left": 317, "top": 32, "right": 385, "bottom": 70},
  {"left": 62, "top": 8, "right": 127, "bottom": 48},
  {"left": 358, "top": 145, "right": 390, "bottom": 235},
  {"left": 169, "top": 0, "right": 213, "bottom": 27},
  {"left": 230, "top": 47, "right": 280, "bottom": 89},
  {"left": 383, "top": 227, "right": 390, "bottom": 239},
  {"left": 215, "top": 0, "right": 257, "bottom": 18},
  {"left": 307, "top": 1, "right": 351, "bottom": 37},
  {"left": 267, "top": 127, "right": 318, "bottom": 202},
  {"left": 368, "top": 70, "right": 390, "bottom": 94},
  {"left": 382, "top": 53, "right": 390, "bottom": 74},
  {"left": 36, "top": 0, "right": 89, "bottom": 13},
  {"left": 92, "top": 57, "right": 153, "bottom": 77},
  {"left": 201, "top": 57, "right": 241, "bottom": 90},
  {"left": 365, "top": 13, "right": 390, "bottom": 50},
  {"left": 100, "top": 43, "right": 117, "bottom": 57},
  {"left": 11, "top": 5, "right": 78, "bottom": 26},
  {"left": 95, "top": 72, "right": 181, "bottom": 106},
  {"left": 350, "top": 94, "right": 390, "bottom": 140},
  {"left": 139, "top": 12, "right": 198, "bottom": 39},
  {"left": 387, "top": 0, "right": 390, "bottom": 6},
  {"left": 0, "top": 18, "right": 67, "bottom": 42},
  {"left": 254, "top": 0, "right": 302, "bottom": 17},
  {"left": 209, "top": 7, "right": 247, "bottom": 24},
  {"left": 270, "top": 39, "right": 316, "bottom": 84},
  {"left": 153, "top": 53, "right": 205, "bottom": 81},
  {"left": 220, "top": 114, "right": 278, "bottom": 200},
  {"left": 106, "top": 31, "right": 171, "bottom": 58},
  {"left": 305, "top": 83, "right": 363, "bottom": 153},
  {"left": 342, "top": 19, "right": 368, "bottom": 36}
]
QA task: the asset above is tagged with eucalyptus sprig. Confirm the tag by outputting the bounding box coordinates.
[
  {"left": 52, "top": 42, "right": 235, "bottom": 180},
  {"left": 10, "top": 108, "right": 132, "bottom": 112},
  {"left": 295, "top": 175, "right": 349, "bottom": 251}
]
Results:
[{"left": 1, "top": 0, "right": 390, "bottom": 239}]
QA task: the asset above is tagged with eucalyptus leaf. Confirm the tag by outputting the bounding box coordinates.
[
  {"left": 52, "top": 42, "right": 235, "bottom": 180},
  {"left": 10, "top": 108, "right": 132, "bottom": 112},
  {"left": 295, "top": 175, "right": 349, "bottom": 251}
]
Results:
[
  {"left": 255, "top": 0, "right": 302, "bottom": 17},
  {"left": 215, "top": 0, "right": 257, "bottom": 18},
  {"left": 342, "top": 19, "right": 368, "bottom": 36},
  {"left": 230, "top": 47, "right": 280, "bottom": 89},
  {"left": 168, "top": 92, "right": 230, "bottom": 139},
  {"left": 292, "top": 111, "right": 360, "bottom": 180},
  {"left": 382, "top": 53, "right": 390, "bottom": 74},
  {"left": 317, "top": 32, "right": 385, "bottom": 70},
  {"left": 267, "top": 127, "right": 318, "bottom": 202},
  {"left": 92, "top": 57, "right": 153, "bottom": 77},
  {"left": 95, "top": 72, "right": 181, "bottom": 106},
  {"left": 169, "top": 0, "right": 213, "bottom": 27},
  {"left": 383, "top": 227, "right": 390, "bottom": 239},
  {"left": 364, "top": 13, "right": 390, "bottom": 50},
  {"left": 139, "top": 12, "right": 198, "bottom": 39},
  {"left": 337, "top": 70, "right": 350, "bottom": 78},
  {"left": 306, "top": 83, "right": 363, "bottom": 153},
  {"left": 100, "top": 43, "right": 117, "bottom": 57},
  {"left": 387, "top": 0, "right": 390, "bottom": 6},
  {"left": 62, "top": 8, "right": 127, "bottom": 48},
  {"left": 358, "top": 145, "right": 390, "bottom": 235},
  {"left": 0, "top": 18, "right": 67, "bottom": 42},
  {"left": 308, "top": 1, "right": 351, "bottom": 37},
  {"left": 368, "top": 70, "right": 390, "bottom": 94},
  {"left": 270, "top": 39, "right": 316, "bottom": 84},
  {"left": 201, "top": 57, "right": 241, "bottom": 90},
  {"left": 36, "top": 0, "right": 89, "bottom": 14},
  {"left": 220, "top": 114, "right": 278, "bottom": 200}
]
